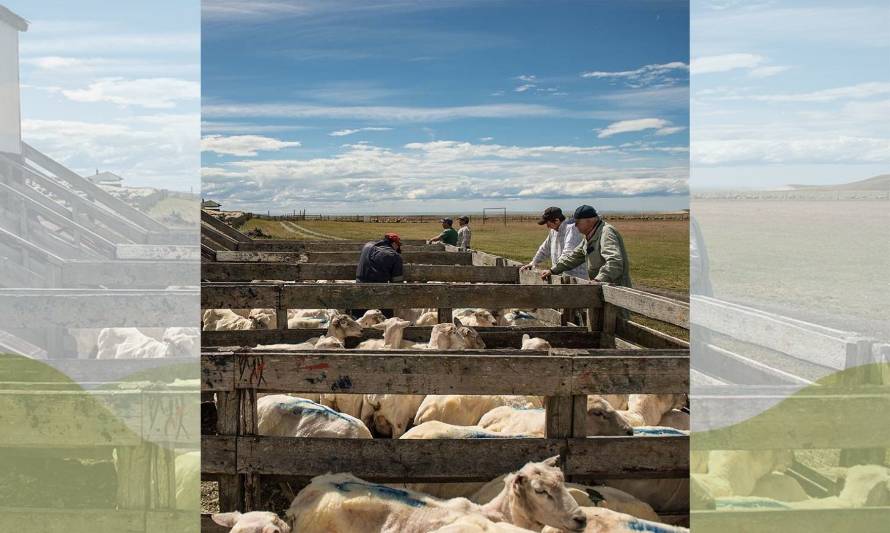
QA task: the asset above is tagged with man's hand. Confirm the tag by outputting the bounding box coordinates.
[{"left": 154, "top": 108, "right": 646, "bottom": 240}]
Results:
[
  {"left": 519, "top": 263, "right": 535, "bottom": 272},
  {"left": 540, "top": 269, "right": 553, "bottom": 280}
]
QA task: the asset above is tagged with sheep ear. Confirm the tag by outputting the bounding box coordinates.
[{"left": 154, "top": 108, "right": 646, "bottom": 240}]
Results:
[
  {"left": 542, "top": 455, "right": 561, "bottom": 468},
  {"left": 452, "top": 316, "right": 462, "bottom": 327},
  {"left": 371, "top": 320, "right": 388, "bottom": 330},
  {"left": 211, "top": 512, "right": 241, "bottom": 527},
  {"left": 511, "top": 473, "right": 525, "bottom": 489},
  {"left": 522, "top": 334, "right": 530, "bottom": 342}
]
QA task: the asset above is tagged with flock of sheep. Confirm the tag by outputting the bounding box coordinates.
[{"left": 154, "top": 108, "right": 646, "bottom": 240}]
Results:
[{"left": 200, "top": 301, "right": 697, "bottom": 532}]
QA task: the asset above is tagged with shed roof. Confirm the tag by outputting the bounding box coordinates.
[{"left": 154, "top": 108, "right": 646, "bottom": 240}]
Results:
[{"left": 0, "top": 6, "right": 29, "bottom": 31}]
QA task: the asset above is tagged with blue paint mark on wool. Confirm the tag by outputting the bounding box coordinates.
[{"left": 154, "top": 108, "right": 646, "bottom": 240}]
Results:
[
  {"left": 278, "top": 399, "right": 357, "bottom": 424},
  {"left": 626, "top": 519, "right": 677, "bottom": 533},
  {"left": 332, "top": 480, "right": 426, "bottom": 508},
  {"left": 715, "top": 498, "right": 790, "bottom": 510},
  {"left": 514, "top": 311, "right": 536, "bottom": 319},
  {"left": 633, "top": 427, "right": 687, "bottom": 436},
  {"left": 466, "top": 431, "right": 531, "bottom": 439}
]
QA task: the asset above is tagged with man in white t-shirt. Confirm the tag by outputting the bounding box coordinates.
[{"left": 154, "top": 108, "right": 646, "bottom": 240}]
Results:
[
  {"left": 519, "top": 207, "right": 588, "bottom": 279},
  {"left": 456, "top": 215, "right": 472, "bottom": 251}
]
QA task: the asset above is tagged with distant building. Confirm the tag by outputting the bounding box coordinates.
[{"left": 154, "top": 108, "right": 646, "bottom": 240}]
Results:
[
  {"left": 202, "top": 199, "right": 222, "bottom": 211},
  {"left": 90, "top": 170, "right": 124, "bottom": 187}
]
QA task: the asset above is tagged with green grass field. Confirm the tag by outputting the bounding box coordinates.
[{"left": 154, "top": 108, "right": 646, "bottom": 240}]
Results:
[{"left": 240, "top": 218, "right": 690, "bottom": 294}]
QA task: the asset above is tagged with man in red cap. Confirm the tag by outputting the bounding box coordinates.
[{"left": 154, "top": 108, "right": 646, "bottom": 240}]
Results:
[{"left": 353, "top": 233, "right": 404, "bottom": 318}]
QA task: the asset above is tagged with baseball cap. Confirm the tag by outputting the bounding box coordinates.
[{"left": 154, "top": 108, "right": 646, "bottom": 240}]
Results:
[
  {"left": 458, "top": 215, "right": 469, "bottom": 223},
  {"left": 573, "top": 205, "right": 598, "bottom": 220},
  {"left": 440, "top": 218, "right": 453, "bottom": 225},
  {"left": 384, "top": 232, "right": 401, "bottom": 247},
  {"left": 537, "top": 207, "right": 563, "bottom": 225}
]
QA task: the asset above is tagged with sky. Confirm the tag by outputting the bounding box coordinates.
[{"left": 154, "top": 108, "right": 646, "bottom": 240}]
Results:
[
  {"left": 7, "top": 0, "right": 199, "bottom": 192},
  {"left": 201, "top": 0, "right": 690, "bottom": 214},
  {"left": 691, "top": 0, "right": 890, "bottom": 190}
]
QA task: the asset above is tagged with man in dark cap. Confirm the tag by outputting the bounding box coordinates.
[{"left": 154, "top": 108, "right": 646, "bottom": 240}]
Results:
[
  {"left": 519, "top": 207, "right": 587, "bottom": 279},
  {"left": 354, "top": 233, "right": 404, "bottom": 318},
  {"left": 541, "top": 205, "right": 631, "bottom": 286},
  {"left": 427, "top": 218, "right": 459, "bottom": 246}
]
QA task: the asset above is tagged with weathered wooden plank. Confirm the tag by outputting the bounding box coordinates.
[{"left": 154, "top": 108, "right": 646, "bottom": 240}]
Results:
[
  {"left": 692, "top": 390, "right": 890, "bottom": 450},
  {"left": 545, "top": 395, "right": 574, "bottom": 438},
  {"left": 236, "top": 240, "right": 441, "bottom": 252},
  {"left": 202, "top": 352, "right": 236, "bottom": 392},
  {"left": 115, "top": 244, "right": 200, "bottom": 260},
  {"left": 572, "top": 351, "right": 689, "bottom": 394},
  {"left": 0, "top": 390, "right": 142, "bottom": 447},
  {"left": 225, "top": 351, "right": 572, "bottom": 395},
  {"left": 62, "top": 260, "right": 198, "bottom": 287},
  {"left": 201, "top": 222, "right": 241, "bottom": 251},
  {"left": 308, "top": 250, "right": 473, "bottom": 265},
  {"left": 214, "top": 250, "right": 303, "bottom": 263},
  {"left": 202, "top": 210, "right": 251, "bottom": 242},
  {"left": 691, "top": 508, "right": 890, "bottom": 533},
  {"left": 616, "top": 319, "right": 689, "bottom": 349},
  {"left": 602, "top": 285, "right": 689, "bottom": 328},
  {"left": 696, "top": 343, "right": 814, "bottom": 386},
  {"left": 201, "top": 263, "right": 519, "bottom": 283},
  {"left": 278, "top": 283, "right": 600, "bottom": 310},
  {"left": 202, "top": 435, "right": 238, "bottom": 475},
  {"left": 567, "top": 435, "right": 688, "bottom": 479},
  {"left": 142, "top": 391, "right": 200, "bottom": 445},
  {"left": 0, "top": 289, "right": 197, "bottom": 328},
  {"left": 213, "top": 435, "right": 686, "bottom": 480},
  {"left": 201, "top": 327, "right": 600, "bottom": 349},
  {"left": 0, "top": 507, "right": 147, "bottom": 533},
  {"left": 691, "top": 296, "right": 854, "bottom": 370},
  {"left": 201, "top": 284, "right": 280, "bottom": 309}
]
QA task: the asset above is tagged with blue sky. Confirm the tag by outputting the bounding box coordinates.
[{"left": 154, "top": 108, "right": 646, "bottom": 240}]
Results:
[
  {"left": 202, "top": 0, "right": 690, "bottom": 214},
  {"left": 691, "top": 0, "right": 890, "bottom": 190},
  {"left": 7, "top": 0, "right": 199, "bottom": 191}
]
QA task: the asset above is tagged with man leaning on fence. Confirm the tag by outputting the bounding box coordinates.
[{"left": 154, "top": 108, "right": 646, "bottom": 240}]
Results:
[
  {"left": 520, "top": 207, "right": 587, "bottom": 279},
  {"left": 353, "top": 232, "right": 404, "bottom": 319},
  {"left": 541, "top": 205, "right": 631, "bottom": 287}
]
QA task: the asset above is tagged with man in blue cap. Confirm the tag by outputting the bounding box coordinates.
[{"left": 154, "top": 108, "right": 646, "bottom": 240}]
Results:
[{"left": 541, "top": 205, "right": 632, "bottom": 287}]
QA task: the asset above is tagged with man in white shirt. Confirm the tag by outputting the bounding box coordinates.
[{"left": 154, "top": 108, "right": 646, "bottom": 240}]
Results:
[
  {"left": 456, "top": 215, "right": 472, "bottom": 251},
  {"left": 519, "top": 207, "right": 588, "bottom": 279}
]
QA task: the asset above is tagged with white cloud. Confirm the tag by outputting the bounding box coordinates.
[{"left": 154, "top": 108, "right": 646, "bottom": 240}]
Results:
[
  {"left": 691, "top": 53, "right": 763, "bottom": 74},
  {"left": 21, "top": 33, "right": 198, "bottom": 55},
  {"left": 692, "top": 136, "right": 890, "bottom": 166},
  {"left": 22, "top": 114, "right": 199, "bottom": 191},
  {"left": 752, "top": 82, "right": 890, "bottom": 103},
  {"left": 201, "top": 135, "right": 302, "bottom": 156},
  {"left": 480, "top": 137, "right": 494, "bottom": 142},
  {"left": 597, "top": 118, "right": 684, "bottom": 138},
  {"left": 202, "top": 139, "right": 687, "bottom": 211},
  {"left": 581, "top": 62, "right": 688, "bottom": 88},
  {"left": 61, "top": 77, "right": 199, "bottom": 109},
  {"left": 328, "top": 127, "right": 393, "bottom": 137},
  {"left": 516, "top": 74, "right": 537, "bottom": 82},
  {"left": 515, "top": 84, "right": 535, "bottom": 93},
  {"left": 203, "top": 102, "right": 563, "bottom": 122},
  {"left": 749, "top": 65, "right": 790, "bottom": 78}
]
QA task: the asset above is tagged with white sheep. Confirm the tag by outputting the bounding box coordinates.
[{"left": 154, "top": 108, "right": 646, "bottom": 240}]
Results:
[
  {"left": 356, "top": 309, "right": 387, "bottom": 328},
  {"left": 257, "top": 395, "right": 372, "bottom": 439},
  {"left": 497, "top": 309, "right": 553, "bottom": 328},
  {"left": 455, "top": 308, "right": 498, "bottom": 327},
  {"left": 790, "top": 464, "right": 889, "bottom": 509},
  {"left": 356, "top": 317, "right": 414, "bottom": 350},
  {"left": 96, "top": 327, "right": 182, "bottom": 359},
  {"left": 361, "top": 393, "right": 426, "bottom": 438},
  {"left": 414, "top": 395, "right": 544, "bottom": 427},
  {"left": 520, "top": 334, "right": 551, "bottom": 351},
  {"left": 202, "top": 309, "right": 264, "bottom": 331},
  {"left": 174, "top": 451, "right": 199, "bottom": 511},
  {"left": 288, "top": 308, "right": 337, "bottom": 329},
  {"left": 471, "top": 477, "right": 660, "bottom": 523},
  {"left": 401, "top": 420, "right": 533, "bottom": 440},
  {"left": 287, "top": 457, "right": 587, "bottom": 533},
  {"left": 211, "top": 511, "right": 291, "bottom": 533},
  {"left": 479, "top": 401, "right": 633, "bottom": 438},
  {"left": 416, "top": 311, "right": 439, "bottom": 326},
  {"left": 314, "top": 314, "right": 364, "bottom": 349},
  {"left": 618, "top": 394, "right": 687, "bottom": 427},
  {"left": 319, "top": 394, "right": 365, "bottom": 420},
  {"left": 541, "top": 506, "right": 688, "bottom": 533},
  {"left": 658, "top": 409, "right": 689, "bottom": 430}
]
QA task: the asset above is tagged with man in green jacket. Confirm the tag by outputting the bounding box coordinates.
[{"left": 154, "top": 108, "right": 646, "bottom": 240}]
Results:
[
  {"left": 427, "top": 218, "right": 459, "bottom": 246},
  {"left": 541, "top": 205, "right": 632, "bottom": 287}
]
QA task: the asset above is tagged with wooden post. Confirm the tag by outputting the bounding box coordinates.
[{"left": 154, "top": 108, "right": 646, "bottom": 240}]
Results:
[
  {"left": 571, "top": 394, "right": 587, "bottom": 438},
  {"left": 277, "top": 307, "right": 288, "bottom": 331},
  {"left": 240, "top": 388, "right": 261, "bottom": 510},
  {"left": 215, "top": 391, "right": 242, "bottom": 512},
  {"left": 544, "top": 395, "right": 573, "bottom": 439},
  {"left": 839, "top": 338, "right": 884, "bottom": 466},
  {"left": 600, "top": 303, "right": 619, "bottom": 348},
  {"left": 438, "top": 308, "right": 453, "bottom": 324}
]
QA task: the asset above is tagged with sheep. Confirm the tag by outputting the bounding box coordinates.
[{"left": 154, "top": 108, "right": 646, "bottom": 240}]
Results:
[
  {"left": 541, "top": 506, "right": 689, "bottom": 533},
  {"left": 427, "top": 515, "right": 537, "bottom": 532},
  {"left": 520, "top": 334, "right": 551, "bottom": 351},
  {"left": 658, "top": 409, "right": 689, "bottom": 430},
  {"left": 422, "top": 319, "right": 485, "bottom": 350},
  {"left": 396, "top": 307, "right": 436, "bottom": 324},
  {"left": 174, "top": 451, "right": 199, "bottom": 511},
  {"left": 96, "top": 327, "right": 176, "bottom": 359},
  {"left": 497, "top": 309, "right": 552, "bottom": 328},
  {"left": 789, "top": 464, "right": 890, "bottom": 509},
  {"left": 401, "top": 420, "right": 533, "bottom": 440},
  {"left": 361, "top": 393, "right": 426, "bottom": 438},
  {"left": 161, "top": 326, "right": 200, "bottom": 357},
  {"left": 356, "top": 317, "right": 414, "bottom": 350},
  {"left": 618, "top": 394, "right": 687, "bottom": 427},
  {"left": 693, "top": 450, "right": 794, "bottom": 500},
  {"left": 288, "top": 308, "right": 338, "bottom": 329},
  {"left": 471, "top": 478, "right": 660, "bottom": 523},
  {"left": 357, "top": 309, "right": 387, "bottom": 328},
  {"left": 202, "top": 309, "right": 263, "bottom": 331},
  {"left": 414, "top": 395, "right": 544, "bottom": 427},
  {"left": 750, "top": 472, "right": 810, "bottom": 502},
  {"left": 319, "top": 394, "right": 365, "bottom": 419},
  {"left": 211, "top": 511, "right": 291, "bottom": 533},
  {"left": 416, "top": 311, "right": 439, "bottom": 326},
  {"left": 257, "top": 395, "right": 372, "bottom": 439},
  {"left": 287, "top": 457, "right": 587, "bottom": 533},
  {"left": 314, "top": 314, "right": 364, "bottom": 349},
  {"left": 454, "top": 308, "right": 498, "bottom": 327},
  {"left": 593, "top": 394, "right": 628, "bottom": 411},
  {"left": 479, "top": 399, "right": 633, "bottom": 437}
]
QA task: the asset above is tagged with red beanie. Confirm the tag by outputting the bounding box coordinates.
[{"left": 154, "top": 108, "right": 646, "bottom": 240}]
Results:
[{"left": 384, "top": 232, "right": 401, "bottom": 246}]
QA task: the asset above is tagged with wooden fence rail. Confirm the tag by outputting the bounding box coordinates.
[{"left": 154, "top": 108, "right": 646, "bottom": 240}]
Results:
[{"left": 202, "top": 263, "right": 518, "bottom": 283}]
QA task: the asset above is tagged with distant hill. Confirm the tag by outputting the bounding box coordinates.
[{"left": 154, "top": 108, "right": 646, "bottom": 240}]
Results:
[{"left": 789, "top": 174, "right": 890, "bottom": 191}]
